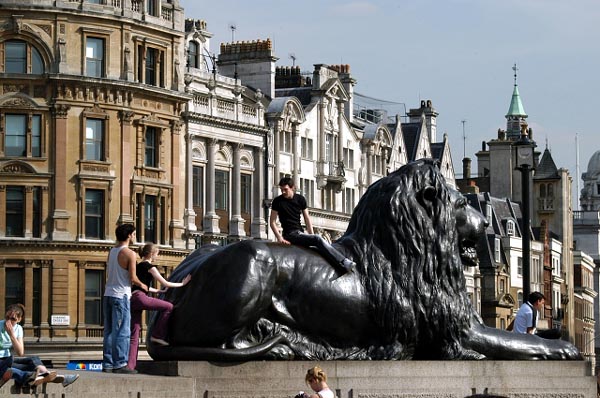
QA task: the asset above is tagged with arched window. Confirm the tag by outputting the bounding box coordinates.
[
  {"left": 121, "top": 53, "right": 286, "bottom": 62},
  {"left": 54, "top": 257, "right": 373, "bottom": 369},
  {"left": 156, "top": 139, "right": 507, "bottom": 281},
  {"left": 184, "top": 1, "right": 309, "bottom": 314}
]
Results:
[{"left": 4, "top": 40, "right": 44, "bottom": 74}]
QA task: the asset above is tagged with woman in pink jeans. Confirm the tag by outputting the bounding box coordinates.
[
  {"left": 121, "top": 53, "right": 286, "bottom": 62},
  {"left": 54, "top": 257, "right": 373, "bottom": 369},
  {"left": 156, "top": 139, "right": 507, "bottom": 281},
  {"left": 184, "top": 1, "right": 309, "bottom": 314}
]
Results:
[{"left": 128, "top": 243, "right": 191, "bottom": 370}]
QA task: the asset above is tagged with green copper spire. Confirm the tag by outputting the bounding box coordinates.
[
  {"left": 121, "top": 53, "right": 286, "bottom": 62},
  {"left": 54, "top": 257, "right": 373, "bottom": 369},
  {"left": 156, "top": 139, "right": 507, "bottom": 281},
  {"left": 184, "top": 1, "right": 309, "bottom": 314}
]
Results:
[{"left": 506, "top": 63, "right": 527, "bottom": 117}]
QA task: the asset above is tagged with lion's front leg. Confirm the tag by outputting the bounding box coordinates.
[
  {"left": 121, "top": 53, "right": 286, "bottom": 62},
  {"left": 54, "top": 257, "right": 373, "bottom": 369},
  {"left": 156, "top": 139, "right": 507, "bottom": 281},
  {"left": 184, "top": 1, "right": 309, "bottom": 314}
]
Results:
[{"left": 463, "top": 315, "right": 582, "bottom": 360}]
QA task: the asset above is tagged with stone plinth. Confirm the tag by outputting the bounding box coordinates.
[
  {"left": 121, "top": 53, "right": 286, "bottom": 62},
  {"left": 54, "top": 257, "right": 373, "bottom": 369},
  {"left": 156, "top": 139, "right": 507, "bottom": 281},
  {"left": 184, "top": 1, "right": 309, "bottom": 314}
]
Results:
[
  {"left": 144, "top": 360, "right": 596, "bottom": 398},
  {"left": 0, "top": 361, "right": 595, "bottom": 398}
]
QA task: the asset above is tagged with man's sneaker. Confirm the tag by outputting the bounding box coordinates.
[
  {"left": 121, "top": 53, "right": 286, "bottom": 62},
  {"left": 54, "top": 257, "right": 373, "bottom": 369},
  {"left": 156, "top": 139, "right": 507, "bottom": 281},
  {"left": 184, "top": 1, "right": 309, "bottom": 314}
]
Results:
[
  {"left": 61, "top": 374, "right": 79, "bottom": 387},
  {"left": 113, "top": 367, "right": 137, "bottom": 374},
  {"left": 150, "top": 336, "right": 170, "bottom": 346},
  {"left": 0, "top": 369, "right": 12, "bottom": 388},
  {"left": 101, "top": 368, "right": 112, "bottom": 373},
  {"left": 30, "top": 371, "right": 57, "bottom": 386},
  {"left": 341, "top": 258, "right": 356, "bottom": 272}
]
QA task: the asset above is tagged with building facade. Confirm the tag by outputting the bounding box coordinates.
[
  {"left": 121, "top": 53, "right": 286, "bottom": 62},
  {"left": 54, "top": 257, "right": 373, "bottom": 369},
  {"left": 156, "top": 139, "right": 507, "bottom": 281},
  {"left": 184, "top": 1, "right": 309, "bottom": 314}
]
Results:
[{"left": 0, "top": 0, "right": 189, "bottom": 341}]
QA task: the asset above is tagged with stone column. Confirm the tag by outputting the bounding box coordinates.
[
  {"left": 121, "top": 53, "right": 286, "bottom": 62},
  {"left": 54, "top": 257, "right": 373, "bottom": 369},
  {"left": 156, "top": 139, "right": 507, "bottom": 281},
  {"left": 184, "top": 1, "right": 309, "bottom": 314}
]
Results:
[
  {"left": 366, "top": 145, "right": 373, "bottom": 187},
  {"left": 170, "top": 121, "right": 185, "bottom": 248},
  {"left": 229, "top": 143, "right": 245, "bottom": 237},
  {"left": 203, "top": 138, "right": 220, "bottom": 233},
  {"left": 51, "top": 105, "right": 71, "bottom": 240},
  {"left": 272, "top": 122, "right": 280, "bottom": 196},
  {"left": 76, "top": 261, "right": 86, "bottom": 340},
  {"left": 251, "top": 146, "right": 267, "bottom": 239},
  {"left": 118, "top": 110, "right": 135, "bottom": 225},
  {"left": 24, "top": 186, "right": 33, "bottom": 238},
  {"left": 23, "top": 261, "right": 34, "bottom": 332},
  {"left": 39, "top": 260, "right": 51, "bottom": 340},
  {"left": 292, "top": 123, "right": 300, "bottom": 185},
  {"left": 337, "top": 101, "right": 344, "bottom": 165},
  {"left": 317, "top": 100, "right": 327, "bottom": 189},
  {"left": 183, "top": 133, "right": 197, "bottom": 246}
]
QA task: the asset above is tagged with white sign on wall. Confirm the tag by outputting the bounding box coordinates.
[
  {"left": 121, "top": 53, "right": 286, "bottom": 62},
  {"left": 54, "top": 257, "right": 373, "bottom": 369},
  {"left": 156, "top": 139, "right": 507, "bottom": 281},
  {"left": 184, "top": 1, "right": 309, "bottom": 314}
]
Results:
[{"left": 51, "top": 315, "right": 70, "bottom": 326}]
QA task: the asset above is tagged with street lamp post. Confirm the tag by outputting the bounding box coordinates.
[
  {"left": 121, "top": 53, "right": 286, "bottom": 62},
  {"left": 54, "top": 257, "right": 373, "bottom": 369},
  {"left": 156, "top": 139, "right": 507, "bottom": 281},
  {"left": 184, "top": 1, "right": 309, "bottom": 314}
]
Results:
[{"left": 514, "top": 126, "right": 536, "bottom": 300}]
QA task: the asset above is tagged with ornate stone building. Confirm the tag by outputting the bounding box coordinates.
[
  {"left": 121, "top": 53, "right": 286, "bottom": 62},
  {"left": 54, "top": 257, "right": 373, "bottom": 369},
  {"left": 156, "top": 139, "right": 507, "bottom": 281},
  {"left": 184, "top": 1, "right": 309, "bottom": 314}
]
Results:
[
  {"left": 0, "top": 0, "right": 189, "bottom": 340},
  {"left": 181, "top": 20, "right": 270, "bottom": 246}
]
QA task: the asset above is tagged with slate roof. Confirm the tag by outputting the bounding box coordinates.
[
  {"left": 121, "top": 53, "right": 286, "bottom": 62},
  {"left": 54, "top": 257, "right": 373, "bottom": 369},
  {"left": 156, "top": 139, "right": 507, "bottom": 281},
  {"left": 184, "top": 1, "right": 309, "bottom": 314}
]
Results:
[
  {"left": 534, "top": 148, "right": 560, "bottom": 180},
  {"left": 430, "top": 142, "right": 444, "bottom": 161},
  {"left": 401, "top": 122, "right": 420, "bottom": 161},
  {"left": 275, "top": 87, "right": 312, "bottom": 106}
]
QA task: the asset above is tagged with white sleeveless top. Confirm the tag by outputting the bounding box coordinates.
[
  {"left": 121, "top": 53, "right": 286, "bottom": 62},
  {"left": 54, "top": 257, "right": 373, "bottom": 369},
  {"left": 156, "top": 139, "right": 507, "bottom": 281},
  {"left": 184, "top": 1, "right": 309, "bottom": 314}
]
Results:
[
  {"left": 104, "top": 246, "right": 132, "bottom": 298},
  {"left": 317, "top": 389, "right": 335, "bottom": 398}
]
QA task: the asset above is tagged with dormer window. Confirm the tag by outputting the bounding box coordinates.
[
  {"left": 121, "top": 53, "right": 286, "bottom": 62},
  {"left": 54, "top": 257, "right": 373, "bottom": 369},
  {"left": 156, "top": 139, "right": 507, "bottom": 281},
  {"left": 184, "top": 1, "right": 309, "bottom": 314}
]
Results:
[{"left": 506, "top": 220, "right": 515, "bottom": 236}]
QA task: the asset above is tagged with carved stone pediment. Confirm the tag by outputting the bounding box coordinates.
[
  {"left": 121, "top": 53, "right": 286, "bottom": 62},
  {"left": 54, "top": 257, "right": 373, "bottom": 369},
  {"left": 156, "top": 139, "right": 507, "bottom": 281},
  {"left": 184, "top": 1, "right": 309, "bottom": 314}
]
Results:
[
  {"left": 0, "top": 94, "right": 37, "bottom": 108},
  {"left": 1, "top": 161, "right": 36, "bottom": 174}
]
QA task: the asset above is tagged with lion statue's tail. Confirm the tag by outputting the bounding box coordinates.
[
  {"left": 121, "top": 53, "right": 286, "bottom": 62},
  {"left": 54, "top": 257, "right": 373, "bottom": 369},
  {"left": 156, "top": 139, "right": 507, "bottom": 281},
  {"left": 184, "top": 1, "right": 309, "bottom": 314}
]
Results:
[{"left": 147, "top": 335, "right": 288, "bottom": 361}]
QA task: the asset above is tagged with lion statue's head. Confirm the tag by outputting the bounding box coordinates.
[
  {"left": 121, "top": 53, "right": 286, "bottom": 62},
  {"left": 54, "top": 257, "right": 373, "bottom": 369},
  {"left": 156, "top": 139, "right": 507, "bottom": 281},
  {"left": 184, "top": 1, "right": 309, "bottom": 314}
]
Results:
[{"left": 340, "top": 159, "right": 485, "bottom": 359}]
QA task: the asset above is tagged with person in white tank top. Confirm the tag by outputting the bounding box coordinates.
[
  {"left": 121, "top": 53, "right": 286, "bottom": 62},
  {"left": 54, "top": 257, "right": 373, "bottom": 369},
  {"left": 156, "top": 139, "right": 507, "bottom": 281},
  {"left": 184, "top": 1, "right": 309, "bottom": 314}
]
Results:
[
  {"left": 102, "top": 224, "right": 147, "bottom": 374},
  {"left": 296, "top": 366, "right": 335, "bottom": 398}
]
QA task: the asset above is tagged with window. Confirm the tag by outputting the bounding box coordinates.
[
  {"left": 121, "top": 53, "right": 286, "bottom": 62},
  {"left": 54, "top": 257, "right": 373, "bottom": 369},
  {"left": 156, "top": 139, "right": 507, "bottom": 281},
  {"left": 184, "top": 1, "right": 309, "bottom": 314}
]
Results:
[
  {"left": 4, "top": 113, "right": 42, "bottom": 158},
  {"left": 32, "top": 187, "right": 42, "bottom": 238},
  {"left": 146, "top": 0, "right": 158, "bottom": 16},
  {"left": 192, "top": 166, "right": 204, "bottom": 208},
  {"left": 138, "top": 46, "right": 164, "bottom": 86},
  {"left": 85, "top": 189, "right": 104, "bottom": 239},
  {"left": 6, "top": 187, "right": 24, "bottom": 237},
  {"left": 486, "top": 204, "right": 493, "bottom": 226},
  {"left": 86, "top": 37, "right": 104, "bottom": 77},
  {"left": 325, "top": 134, "right": 332, "bottom": 162},
  {"left": 518, "top": 257, "right": 523, "bottom": 276},
  {"left": 5, "top": 268, "right": 24, "bottom": 310},
  {"left": 301, "top": 137, "right": 313, "bottom": 159},
  {"left": 241, "top": 174, "right": 251, "bottom": 214},
  {"left": 145, "top": 195, "right": 157, "bottom": 243},
  {"left": 85, "top": 269, "right": 104, "bottom": 325},
  {"left": 344, "top": 187, "right": 355, "bottom": 214},
  {"left": 215, "top": 170, "right": 229, "bottom": 211},
  {"left": 517, "top": 292, "right": 523, "bottom": 307},
  {"left": 5, "top": 40, "right": 43, "bottom": 74},
  {"left": 499, "top": 279, "right": 505, "bottom": 294},
  {"left": 31, "top": 115, "right": 41, "bottom": 157},
  {"left": 85, "top": 118, "right": 104, "bottom": 161},
  {"left": 280, "top": 131, "right": 292, "bottom": 153},
  {"left": 5, "top": 114, "right": 26, "bottom": 157},
  {"left": 323, "top": 186, "right": 334, "bottom": 211},
  {"left": 494, "top": 237, "right": 501, "bottom": 262},
  {"left": 506, "top": 220, "right": 515, "bottom": 236},
  {"left": 343, "top": 148, "right": 354, "bottom": 169},
  {"left": 372, "top": 153, "right": 382, "bottom": 174},
  {"left": 144, "top": 127, "right": 158, "bottom": 167},
  {"left": 187, "top": 41, "right": 199, "bottom": 69},
  {"left": 299, "top": 178, "right": 314, "bottom": 207}
]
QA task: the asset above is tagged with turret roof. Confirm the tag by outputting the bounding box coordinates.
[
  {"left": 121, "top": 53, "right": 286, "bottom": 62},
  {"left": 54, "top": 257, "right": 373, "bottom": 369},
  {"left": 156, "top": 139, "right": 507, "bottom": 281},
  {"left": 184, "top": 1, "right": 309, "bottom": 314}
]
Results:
[{"left": 506, "top": 84, "right": 527, "bottom": 118}]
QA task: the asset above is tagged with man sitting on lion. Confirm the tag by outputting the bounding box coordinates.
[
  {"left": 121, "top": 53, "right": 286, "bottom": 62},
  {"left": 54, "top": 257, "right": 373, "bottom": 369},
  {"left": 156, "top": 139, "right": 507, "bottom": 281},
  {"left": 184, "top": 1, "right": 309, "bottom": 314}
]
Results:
[{"left": 147, "top": 159, "right": 581, "bottom": 362}]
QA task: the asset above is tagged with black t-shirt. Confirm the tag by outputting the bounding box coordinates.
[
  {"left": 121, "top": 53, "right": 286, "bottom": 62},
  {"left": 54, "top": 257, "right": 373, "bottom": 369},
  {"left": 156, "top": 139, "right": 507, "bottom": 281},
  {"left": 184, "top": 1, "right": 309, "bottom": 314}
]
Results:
[
  {"left": 271, "top": 193, "right": 307, "bottom": 236},
  {"left": 132, "top": 260, "right": 154, "bottom": 292}
]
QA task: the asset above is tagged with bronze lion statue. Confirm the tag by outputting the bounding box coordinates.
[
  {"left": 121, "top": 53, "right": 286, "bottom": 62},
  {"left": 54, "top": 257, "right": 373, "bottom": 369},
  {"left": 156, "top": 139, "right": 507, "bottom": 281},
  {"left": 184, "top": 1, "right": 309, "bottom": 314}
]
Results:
[{"left": 147, "top": 159, "right": 580, "bottom": 361}]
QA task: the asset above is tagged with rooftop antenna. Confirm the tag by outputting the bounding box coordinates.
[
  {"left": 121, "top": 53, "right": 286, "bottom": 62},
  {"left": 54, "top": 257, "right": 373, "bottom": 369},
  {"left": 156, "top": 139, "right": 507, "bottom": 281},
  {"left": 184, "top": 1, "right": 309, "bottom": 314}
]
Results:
[
  {"left": 461, "top": 119, "right": 467, "bottom": 159},
  {"left": 575, "top": 132, "right": 580, "bottom": 211},
  {"left": 289, "top": 53, "right": 296, "bottom": 67},
  {"left": 229, "top": 24, "right": 236, "bottom": 42}
]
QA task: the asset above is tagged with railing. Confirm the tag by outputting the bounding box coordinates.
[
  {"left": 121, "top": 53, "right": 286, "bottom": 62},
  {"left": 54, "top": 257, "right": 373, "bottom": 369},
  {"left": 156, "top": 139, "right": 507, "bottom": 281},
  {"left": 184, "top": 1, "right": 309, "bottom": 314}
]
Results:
[
  {"left": 217, "top": 99, "right": 235, "bottom": 115},
  {"left": 538, "top": 198, "right": 554, "bottom": 211}
]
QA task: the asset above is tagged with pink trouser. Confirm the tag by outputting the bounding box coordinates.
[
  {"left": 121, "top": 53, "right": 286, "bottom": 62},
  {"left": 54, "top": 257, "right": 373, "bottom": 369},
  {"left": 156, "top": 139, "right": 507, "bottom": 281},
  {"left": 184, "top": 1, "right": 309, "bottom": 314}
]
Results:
[{"left": 128, "top": 290, "right": 173, "bottom": 369}]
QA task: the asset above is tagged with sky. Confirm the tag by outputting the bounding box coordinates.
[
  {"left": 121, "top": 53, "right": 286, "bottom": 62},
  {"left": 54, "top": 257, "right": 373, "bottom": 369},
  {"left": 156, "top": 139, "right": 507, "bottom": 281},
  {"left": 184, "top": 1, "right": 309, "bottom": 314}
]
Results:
[{"left": 179, "top": 0, "right": 599, "bottom": 207}]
